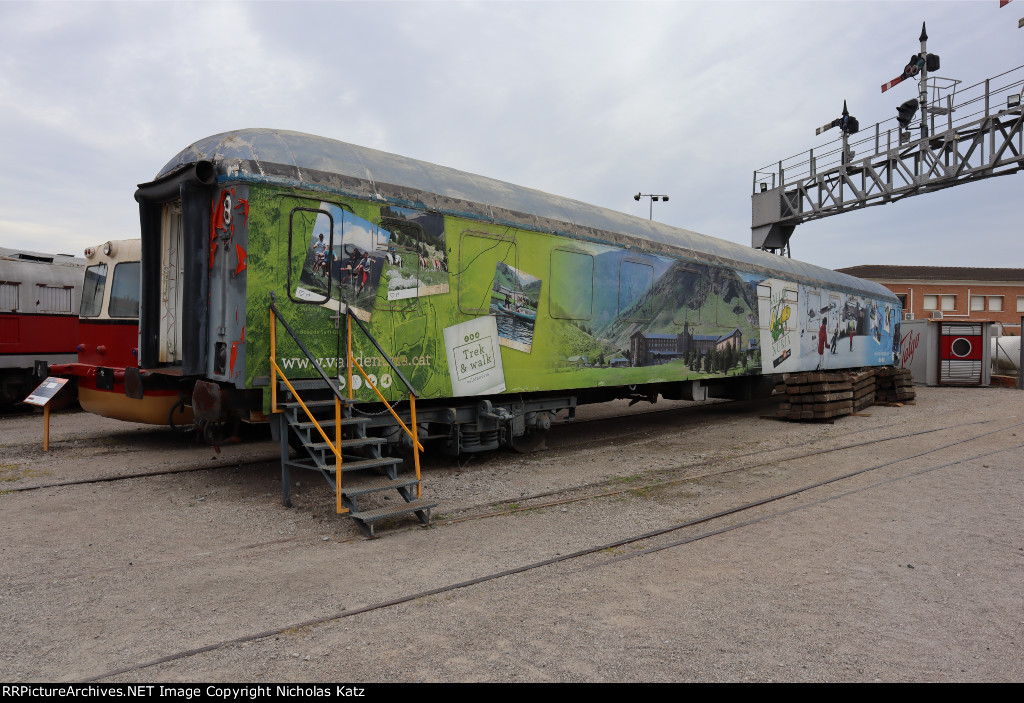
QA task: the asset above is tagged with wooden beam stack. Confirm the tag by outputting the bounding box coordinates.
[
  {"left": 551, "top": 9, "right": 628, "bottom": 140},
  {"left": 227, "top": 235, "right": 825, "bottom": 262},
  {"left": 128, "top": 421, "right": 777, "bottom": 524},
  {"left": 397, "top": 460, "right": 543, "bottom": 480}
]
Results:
[
  {"left": 774, "top": 366, "right": 913, "bottom": 421},
  {"left": 875, "top": 367, "right": 916, "bottom": 404},
  {"left": 850, "top": 369, "right": 876, "bottom": 413},
  {"left": 776, "top": 372, "right": 853, "bottom": 420}
]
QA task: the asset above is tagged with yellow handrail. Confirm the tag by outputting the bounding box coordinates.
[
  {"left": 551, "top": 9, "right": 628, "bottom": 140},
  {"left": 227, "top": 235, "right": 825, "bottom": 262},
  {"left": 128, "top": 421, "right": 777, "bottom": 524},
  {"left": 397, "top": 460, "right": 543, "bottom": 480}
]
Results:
[
  {"left": 344, "top": 307, "right": 422, "bottom": 487},
  {"left": 269, "top": 307, "right": 347, "bottom": 514},
  {"left": 349, "top": 355, "right": 425, "bottom": 452},
  {"left": 270, "top": 303, "right": 423, "bottom": 514}
]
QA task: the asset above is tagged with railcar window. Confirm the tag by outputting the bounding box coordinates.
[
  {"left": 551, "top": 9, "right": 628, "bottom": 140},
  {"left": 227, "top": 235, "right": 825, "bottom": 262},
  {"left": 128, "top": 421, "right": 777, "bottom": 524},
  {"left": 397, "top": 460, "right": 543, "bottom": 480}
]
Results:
[
  {"left": 81, "top": 264, "right": 107, "bottom": 317},
  {"left": 108, "top": 262, "right": 141, "bottom": 318},
  {"left": 0, "top": 282, "right": 18, "bottom": 311},
  {"left": 287, "top": 207, "right": 334, "bottom": 305},
  {"left": 458, "top": 232, "right": 517, "bottom": 315},
  {"left": 376, "top": 218, "right": 424, "bottom": 313},
  {"left": 784, "top": 289, "right": 798, "bottom": 330},
  {"left": 549, "top": 250, "right": 593, "bottom": 320},
  {"left": 36, "top": 285, "right": 73, "bottom": 313},
  {"left": 618, "top": 260, "right": 653, "bottom": 322}
]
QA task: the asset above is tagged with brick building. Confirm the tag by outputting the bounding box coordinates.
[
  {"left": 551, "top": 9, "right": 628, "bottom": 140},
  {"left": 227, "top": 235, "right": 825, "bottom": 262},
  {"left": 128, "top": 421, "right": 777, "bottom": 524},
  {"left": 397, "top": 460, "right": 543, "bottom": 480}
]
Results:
[{"left": 836, "top": 266, "right": 1024, "bottom": 335}]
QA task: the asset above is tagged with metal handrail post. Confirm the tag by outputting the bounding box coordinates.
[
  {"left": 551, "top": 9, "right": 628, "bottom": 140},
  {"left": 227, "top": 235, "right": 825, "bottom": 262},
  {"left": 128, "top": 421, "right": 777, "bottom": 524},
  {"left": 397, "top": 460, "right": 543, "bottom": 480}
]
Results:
[
  {"left": 335, "top": 396, "right": 342, "bottom": 513},
  {"left": 410, "top": 394, "right": 421, "bottom": 498},
  {"left": 270, "top": 306, "right": 277, "bottom": 412},
  {"left": 347, "top": 313, "right": 353, "bottom": 400}
]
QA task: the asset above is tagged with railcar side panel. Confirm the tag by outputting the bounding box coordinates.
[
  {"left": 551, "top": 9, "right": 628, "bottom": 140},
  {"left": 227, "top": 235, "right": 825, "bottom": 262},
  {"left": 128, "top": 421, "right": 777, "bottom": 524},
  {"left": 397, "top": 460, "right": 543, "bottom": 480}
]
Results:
[{"left": 234, "top": 182, "right": 898, "bottom": 415}]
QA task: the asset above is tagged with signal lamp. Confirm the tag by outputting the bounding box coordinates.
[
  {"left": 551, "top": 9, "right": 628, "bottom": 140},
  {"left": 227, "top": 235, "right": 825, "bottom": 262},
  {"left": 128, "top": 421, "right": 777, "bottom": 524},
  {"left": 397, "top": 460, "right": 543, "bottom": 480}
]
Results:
[{"left": 896, "top": 98, "right": 919, "bottom": 129}]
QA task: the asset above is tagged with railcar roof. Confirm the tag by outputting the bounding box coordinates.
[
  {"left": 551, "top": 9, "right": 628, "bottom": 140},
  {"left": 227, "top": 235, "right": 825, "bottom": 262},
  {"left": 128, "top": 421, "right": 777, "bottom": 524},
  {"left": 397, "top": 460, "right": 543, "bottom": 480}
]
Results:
[
  {"left": 155, "top": 128, "right": 894, "bottom": 300},
  {"left": 0, "top": 247, "right": 85, "bottom": 267}
]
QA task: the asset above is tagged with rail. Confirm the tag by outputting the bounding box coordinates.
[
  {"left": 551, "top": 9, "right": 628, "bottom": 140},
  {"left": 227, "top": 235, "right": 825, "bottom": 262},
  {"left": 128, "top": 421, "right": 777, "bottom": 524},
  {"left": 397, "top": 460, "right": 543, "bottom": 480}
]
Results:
[{"left": 268, "top": 294, "right": 423, "bottom": 513}]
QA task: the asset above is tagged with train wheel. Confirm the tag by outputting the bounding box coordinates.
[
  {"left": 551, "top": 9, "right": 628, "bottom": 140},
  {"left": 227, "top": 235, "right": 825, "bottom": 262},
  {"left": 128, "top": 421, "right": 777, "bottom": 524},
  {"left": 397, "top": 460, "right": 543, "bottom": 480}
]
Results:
[{"left": 511, "top": 431, "right": 548, "bottom": 454}]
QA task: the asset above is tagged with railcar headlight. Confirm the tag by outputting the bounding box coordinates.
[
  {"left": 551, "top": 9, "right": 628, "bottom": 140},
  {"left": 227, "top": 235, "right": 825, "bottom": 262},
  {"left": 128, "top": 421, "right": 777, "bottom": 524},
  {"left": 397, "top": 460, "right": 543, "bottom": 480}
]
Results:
[{"left": 102, "top": 241, "right": 115, "bottom": 257}]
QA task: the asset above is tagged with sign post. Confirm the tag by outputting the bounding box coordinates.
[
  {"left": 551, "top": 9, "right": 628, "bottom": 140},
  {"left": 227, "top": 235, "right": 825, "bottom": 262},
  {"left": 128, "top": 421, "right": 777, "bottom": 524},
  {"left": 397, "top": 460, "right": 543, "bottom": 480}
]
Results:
[{"left": 23, "top": 377, "right": 70, "bottom": 451}]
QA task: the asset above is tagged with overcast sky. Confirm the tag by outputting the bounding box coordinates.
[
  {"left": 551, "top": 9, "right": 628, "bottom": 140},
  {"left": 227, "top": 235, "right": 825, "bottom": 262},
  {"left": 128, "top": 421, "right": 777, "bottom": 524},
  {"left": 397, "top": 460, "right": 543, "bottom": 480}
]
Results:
[{"left": 0, "top": 0, "right": 1020, "bottom": 270}]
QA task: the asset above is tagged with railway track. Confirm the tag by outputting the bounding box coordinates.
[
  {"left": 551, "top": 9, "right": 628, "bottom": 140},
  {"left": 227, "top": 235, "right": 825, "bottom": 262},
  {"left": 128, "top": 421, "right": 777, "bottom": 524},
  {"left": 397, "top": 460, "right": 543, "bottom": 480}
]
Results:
[
  {"left": 76, "top": 415, "right": 1024, "bottom": 682},
  {"left": 8, "top": 413, "right": 1002, "bottom": 592},
  {"left": 0, "top": 395, "right": 922, "bottom": 495}
]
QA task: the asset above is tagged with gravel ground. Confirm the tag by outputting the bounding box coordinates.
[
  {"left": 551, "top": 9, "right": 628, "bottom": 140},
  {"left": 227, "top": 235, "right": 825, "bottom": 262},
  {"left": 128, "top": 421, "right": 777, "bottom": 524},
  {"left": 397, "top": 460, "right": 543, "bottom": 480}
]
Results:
[{"left": 1, "top": 385, "right": 1022, "bottom": 682}]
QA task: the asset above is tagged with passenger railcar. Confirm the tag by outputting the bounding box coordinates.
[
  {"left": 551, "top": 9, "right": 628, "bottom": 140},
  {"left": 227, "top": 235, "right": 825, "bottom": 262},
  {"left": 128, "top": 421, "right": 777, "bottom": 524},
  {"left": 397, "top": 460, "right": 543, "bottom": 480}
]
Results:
[
  {"left": 0, "top": 248, "right": 83, "bottom": 405},
  {"left": 49, "top": 240, "right": 193, "bottom": 425},
  {"left": 133, "top": 129, "right": 900, "bottom": 454}
]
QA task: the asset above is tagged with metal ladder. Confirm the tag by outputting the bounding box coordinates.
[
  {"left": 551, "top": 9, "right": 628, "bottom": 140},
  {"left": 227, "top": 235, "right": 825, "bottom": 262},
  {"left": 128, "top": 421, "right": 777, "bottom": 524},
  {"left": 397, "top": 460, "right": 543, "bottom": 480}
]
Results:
[
  {"left": 276, "top": 379, "right": 435, "bottom": 536},
  {"left": 269, "top": 297, "right": 435, "bottom": 536}
]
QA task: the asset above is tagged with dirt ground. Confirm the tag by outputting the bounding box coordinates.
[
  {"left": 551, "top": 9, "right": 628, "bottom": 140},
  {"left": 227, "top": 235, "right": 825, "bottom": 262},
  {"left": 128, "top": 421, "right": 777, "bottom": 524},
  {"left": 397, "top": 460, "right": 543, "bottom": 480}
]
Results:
[{"left": 1, "top": 385, "right": 1022, "bottom": 682}]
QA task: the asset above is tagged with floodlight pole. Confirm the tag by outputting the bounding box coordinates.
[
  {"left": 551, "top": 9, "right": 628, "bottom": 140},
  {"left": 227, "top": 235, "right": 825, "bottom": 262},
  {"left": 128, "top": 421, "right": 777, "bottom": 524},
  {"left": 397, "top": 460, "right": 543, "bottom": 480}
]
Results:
[{"left": 634, "top": 193, "right": 669, "bottom": 221}]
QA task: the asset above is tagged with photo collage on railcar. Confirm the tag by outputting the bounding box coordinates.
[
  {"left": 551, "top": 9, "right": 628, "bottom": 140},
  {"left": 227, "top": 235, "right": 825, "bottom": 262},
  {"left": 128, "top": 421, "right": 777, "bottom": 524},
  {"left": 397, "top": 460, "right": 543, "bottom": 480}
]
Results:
[{"left": 234, "top": 182, "right": 897, "bottom": 410}]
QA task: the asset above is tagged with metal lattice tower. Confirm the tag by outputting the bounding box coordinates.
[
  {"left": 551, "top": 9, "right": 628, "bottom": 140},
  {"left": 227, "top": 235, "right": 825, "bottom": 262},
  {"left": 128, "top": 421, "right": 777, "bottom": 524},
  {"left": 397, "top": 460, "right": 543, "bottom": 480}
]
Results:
[{"left": 752, "top": 65, "right": 1024, "bottom": 255}]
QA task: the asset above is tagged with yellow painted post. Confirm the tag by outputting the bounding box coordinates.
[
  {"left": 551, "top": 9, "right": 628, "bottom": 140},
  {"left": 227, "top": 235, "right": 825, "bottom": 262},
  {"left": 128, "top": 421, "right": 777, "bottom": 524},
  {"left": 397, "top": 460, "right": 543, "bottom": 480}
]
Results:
[
  {"left": 43, "top": 404, "right": 50, "bottom": 452},
  {"left": 410, "top": 394, "right": 421, "bottom": 498}
]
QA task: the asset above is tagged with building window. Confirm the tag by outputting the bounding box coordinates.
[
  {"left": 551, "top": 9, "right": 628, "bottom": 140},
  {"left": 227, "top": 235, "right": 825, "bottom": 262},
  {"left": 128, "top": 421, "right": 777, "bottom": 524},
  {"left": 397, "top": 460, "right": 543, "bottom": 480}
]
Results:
[
  {"left": 923, "top": 295, "right": 937, "bottom": 310},
  {"left": 941, "top": 295, "right": 956, "bottom": 311},
  {"left": 1017, "top": 296, "right": 1024, "bottom": 312},
  {"left": 896, "top": 294, "right": 907, "bottom": 309},
  {"left": 971, "top": 295, "right": 985, "bottom": 311},
  {"left": 988, "top": 296, "right": 1003, "bottom": 312}
]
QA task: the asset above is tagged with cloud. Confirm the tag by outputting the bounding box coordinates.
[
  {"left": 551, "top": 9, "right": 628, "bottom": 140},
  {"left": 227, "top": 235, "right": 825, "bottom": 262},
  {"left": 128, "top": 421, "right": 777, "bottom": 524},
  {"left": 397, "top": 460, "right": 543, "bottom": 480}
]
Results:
[{"left": 0, "top": 1, "right": 1019, "bottom": 270}]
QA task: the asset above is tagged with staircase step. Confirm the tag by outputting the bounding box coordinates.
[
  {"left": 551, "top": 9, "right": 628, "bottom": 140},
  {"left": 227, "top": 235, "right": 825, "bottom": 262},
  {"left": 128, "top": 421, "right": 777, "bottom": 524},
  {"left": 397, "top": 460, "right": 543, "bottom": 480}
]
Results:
[
  {"left": 342, "top": 474, "right": 421, "bottom": 497},
  {"left": 292, "top": 417, "right": 369, "bottom": 429},
  {"left": 307, "top": 437, "right": 386, "bottom": 450},
  {"left": 280, "top": 398, "right": 353, "bottom": 411},
  {"left": 279, "top": 379, "right": 350, "bottom": 392},
  {"left": 350, "top": 498, "right": 437, "bottom": 525},
  {"left": 283, "top": 455, "right": 401, "bottom": 474},
  {"left": 337, "top": 456, "right": 403, "bottom": 472}
]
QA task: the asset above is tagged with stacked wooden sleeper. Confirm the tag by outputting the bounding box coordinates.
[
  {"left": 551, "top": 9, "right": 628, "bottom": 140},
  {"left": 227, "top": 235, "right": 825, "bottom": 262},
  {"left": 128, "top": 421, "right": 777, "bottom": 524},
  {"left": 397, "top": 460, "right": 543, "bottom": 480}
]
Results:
[
  {"left": 775, "top": 366, "right": 914, "bottom": 421},
  {"left": 850, "top": 369, "right": 877, "bottom": 413},
  {"left": 776, "top": 371, "right": 854, "bottom": 420},
  {"left": 875, "top": 367, "right": 916, "bottom": 404}
]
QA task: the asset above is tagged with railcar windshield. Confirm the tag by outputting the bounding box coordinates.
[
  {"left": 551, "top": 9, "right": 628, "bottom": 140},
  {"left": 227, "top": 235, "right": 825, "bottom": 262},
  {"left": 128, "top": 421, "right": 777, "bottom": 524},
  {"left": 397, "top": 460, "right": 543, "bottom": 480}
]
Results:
[
  {"left": 80, "top": 264, "right": 107, "bottom": 317},
  {"left": 108, "top": 262, "right": 140, "bottom": 318}
]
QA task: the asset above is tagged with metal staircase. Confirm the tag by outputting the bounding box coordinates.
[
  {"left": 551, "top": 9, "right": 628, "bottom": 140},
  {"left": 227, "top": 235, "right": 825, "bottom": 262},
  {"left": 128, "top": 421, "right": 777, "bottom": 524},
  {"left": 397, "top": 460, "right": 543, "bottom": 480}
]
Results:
[
  {"left": 268, "top": 296, "right": 435, "bottom": 537},
  {"left": 276, "top": 380, "right": 435, "bottom": 536}
]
